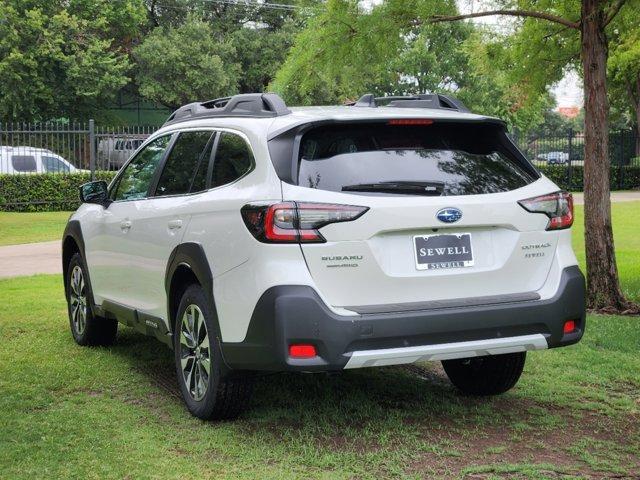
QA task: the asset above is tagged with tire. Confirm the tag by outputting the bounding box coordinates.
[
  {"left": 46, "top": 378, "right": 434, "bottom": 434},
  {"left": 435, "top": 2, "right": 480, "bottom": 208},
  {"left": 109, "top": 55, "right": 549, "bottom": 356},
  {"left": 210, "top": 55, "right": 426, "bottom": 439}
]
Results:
[
  {"left": 173, "top": 284, "right": 253, "bottom": 420},
  {"left": 66, "top": 253, "right": 118, "bottom": 346},
  {"left": 442, "top": 352, "right": 526, "bottom": 396}
]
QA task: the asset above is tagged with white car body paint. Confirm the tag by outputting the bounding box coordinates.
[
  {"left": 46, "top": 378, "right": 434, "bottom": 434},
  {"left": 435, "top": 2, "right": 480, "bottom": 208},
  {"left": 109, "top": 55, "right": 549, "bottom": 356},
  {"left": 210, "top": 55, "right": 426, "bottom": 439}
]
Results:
[{"left": 70, "top": 104, "right": 580, "bottom": 365}]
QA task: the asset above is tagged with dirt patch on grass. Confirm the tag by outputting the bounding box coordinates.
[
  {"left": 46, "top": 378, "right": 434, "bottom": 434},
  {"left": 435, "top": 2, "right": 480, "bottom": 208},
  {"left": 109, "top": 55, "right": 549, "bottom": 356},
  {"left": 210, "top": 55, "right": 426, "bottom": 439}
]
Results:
[{"left": 400, "top": 366, "right": 640, "bottom": 479}]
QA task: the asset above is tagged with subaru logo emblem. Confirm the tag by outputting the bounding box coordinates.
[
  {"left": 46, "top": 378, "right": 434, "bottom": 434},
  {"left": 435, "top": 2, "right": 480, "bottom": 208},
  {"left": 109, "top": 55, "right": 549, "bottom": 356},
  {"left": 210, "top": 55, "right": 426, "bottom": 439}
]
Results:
[{"left": 436, "top": 207, "right": 462, "bottom": 223}]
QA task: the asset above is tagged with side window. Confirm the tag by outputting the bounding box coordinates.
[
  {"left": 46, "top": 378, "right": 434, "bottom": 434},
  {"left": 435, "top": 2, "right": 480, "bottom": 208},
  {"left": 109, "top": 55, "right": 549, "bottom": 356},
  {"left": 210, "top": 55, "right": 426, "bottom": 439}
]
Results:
[
  {"left": 211, "top": 132, "right": 253, "bottom": 188},
  {"left": 190, "top": 135, "right": 215, "bottom": 193},
  {"left": 42, "top": 156, "right": 70, "bottom": 173},
  {"left": 155, "top": 131, "right": 214, "bottom": 196},
  {"left": 112, "top": 135, "right": 171, "bottom": 201},
  {"left": 11, "top": 155, "right": 37, "bottom": 172}
]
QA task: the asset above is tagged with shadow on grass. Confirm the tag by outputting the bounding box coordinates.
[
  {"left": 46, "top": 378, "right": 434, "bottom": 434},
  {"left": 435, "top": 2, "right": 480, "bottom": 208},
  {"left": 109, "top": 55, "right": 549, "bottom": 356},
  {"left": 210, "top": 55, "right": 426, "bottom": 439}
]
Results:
[{"left": 107, "top": 326, "right": 528, "bottom": 440}]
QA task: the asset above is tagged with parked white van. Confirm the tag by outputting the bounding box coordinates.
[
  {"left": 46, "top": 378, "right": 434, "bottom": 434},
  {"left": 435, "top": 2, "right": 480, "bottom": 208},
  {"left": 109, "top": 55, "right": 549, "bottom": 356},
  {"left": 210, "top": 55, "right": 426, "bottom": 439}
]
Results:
[{"left": 0, "top": 147, "right": 77, "bottom": 174}]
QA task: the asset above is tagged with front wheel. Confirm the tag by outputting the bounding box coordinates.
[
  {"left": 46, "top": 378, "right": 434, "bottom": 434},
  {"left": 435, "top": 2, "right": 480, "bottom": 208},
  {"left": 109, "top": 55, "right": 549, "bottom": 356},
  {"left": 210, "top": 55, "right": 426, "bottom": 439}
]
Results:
[
  {"left": 174, "top": 284, "right": 252, "bottom": 420},
  {"left": 442, "top": 352, "right": 526, "bottom": 396},
  {"left": 66, "top": 253, "right": 117, "bottom": 346}
]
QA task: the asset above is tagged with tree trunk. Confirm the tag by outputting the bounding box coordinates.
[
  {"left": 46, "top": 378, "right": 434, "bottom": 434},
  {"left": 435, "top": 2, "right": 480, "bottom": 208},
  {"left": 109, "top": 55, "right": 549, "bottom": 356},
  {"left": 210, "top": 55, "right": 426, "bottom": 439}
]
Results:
[{"left": 581, "top": 0, "right": 627, "bottom": 310}]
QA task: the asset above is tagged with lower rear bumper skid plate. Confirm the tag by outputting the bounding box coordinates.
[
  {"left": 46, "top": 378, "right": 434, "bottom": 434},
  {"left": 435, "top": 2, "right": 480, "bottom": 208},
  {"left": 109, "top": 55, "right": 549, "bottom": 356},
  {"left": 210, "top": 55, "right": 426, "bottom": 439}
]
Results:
[{"left": 343, "top": 334, "right": 548, "bottom": 369}]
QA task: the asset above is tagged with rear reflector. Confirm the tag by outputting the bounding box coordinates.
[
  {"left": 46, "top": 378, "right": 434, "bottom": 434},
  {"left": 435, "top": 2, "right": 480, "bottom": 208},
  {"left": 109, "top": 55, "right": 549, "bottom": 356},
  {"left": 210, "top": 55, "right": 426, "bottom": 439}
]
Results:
[
  {"left": 289, "top": 344, "right": 317, "bottom": 358},
  {"left": 518, "top": 191, "right": 574, "bottom": 230},
  {"left": 563, "top": 320, "right": 576, "bottom": 334},
  {"left": 241, "top": 202, "right": 368, "bottom": 244}
]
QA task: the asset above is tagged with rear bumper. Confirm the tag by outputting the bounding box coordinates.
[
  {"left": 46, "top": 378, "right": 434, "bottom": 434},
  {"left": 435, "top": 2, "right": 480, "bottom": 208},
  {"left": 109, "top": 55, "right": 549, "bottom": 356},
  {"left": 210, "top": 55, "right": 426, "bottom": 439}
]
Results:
[{"left": 221, "top": 266, "right": 586, "bottom": 372}]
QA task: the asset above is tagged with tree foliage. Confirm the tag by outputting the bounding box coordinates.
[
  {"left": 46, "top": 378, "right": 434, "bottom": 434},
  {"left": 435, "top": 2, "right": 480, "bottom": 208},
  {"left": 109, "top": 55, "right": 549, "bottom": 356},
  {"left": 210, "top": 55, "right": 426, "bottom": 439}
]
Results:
[
  {"left": 134, "top": 0, "right": 306, "bottom": 106},
  {"left": 271, "top": 0, "right": 551, "bottom": 130},
  {"left": 422, "top": 0, "right": 637, "bottom": 311},
  {"left": 608, "top": 5, "right": 640, "bottom": 130},
  {"left": 133, "top": 18, "right": 239, "bottom": 108},
  {"left": 0, "top": 0, "right": 146, "bottom": 120}
]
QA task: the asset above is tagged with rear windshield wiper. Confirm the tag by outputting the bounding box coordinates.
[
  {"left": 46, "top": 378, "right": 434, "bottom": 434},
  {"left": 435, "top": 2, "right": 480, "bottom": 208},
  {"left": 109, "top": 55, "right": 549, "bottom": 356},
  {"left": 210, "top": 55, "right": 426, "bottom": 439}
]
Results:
[{"left": 342, "top": 181, "right": 445, "bottom": 196}]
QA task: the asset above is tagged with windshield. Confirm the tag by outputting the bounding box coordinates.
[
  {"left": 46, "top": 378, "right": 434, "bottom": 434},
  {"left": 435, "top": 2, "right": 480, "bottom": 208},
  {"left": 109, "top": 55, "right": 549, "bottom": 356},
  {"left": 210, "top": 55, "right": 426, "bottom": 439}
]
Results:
[{"left": 296, "top": 123, "right": 537, "bottom": 196}]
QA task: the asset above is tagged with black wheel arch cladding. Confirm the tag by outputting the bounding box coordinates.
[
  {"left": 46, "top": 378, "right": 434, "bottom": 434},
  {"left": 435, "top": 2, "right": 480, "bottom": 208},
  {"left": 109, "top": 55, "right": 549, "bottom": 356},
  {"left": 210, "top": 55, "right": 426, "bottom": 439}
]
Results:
[
  {"left": 165, "top": 242, "right": 221, "bottom": 338},
  {"left": 62, "top": 220, "right": 98, "bottom": 315}
]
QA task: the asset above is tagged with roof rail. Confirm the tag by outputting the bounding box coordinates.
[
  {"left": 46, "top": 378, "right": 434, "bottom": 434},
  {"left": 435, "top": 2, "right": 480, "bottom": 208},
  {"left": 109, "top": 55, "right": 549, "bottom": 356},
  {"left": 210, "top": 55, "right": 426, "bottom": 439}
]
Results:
[
  {"left": 164, "top": 93, "right": 291, "bottom": 125},
  {"left": 350, "top": 93, "right": 470, "bottom": 113}
]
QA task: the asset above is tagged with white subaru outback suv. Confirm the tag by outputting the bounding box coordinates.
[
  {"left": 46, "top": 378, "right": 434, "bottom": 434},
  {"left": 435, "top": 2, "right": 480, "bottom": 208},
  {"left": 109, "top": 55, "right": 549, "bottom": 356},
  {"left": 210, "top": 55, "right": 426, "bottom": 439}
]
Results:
[{"left": 63, "top": 93, "right": 585, "bottom": 420}]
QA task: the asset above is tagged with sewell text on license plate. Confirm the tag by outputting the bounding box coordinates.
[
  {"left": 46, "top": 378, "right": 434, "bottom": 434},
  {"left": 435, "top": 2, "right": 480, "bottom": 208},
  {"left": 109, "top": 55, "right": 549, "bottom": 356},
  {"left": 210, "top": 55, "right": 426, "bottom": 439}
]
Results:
[{"left": 414, "top": 233, "right": 474, "bottom": 270}]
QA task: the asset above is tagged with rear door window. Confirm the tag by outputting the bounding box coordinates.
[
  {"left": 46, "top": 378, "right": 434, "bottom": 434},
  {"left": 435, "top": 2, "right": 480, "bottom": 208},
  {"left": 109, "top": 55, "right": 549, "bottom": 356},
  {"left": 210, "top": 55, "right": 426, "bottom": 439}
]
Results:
[
  {"left": 154, "top": 131, "right": 215, "bottom": 196},
  {"left": 297, "top": 123, "right": 537, "bottom": 196}
]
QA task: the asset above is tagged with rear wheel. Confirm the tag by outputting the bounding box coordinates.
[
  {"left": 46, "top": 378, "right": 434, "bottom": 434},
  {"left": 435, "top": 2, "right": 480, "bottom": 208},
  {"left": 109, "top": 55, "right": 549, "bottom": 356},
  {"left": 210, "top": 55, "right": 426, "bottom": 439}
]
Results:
[
  {"left": 174, "top": 284, "right": 252, "bottom": 420},
  {"left": 66, "top": 253, "right": 117, "bottom": 346},
  {"left": 442, "top": 352, "right": 526, "bottom": 396}
]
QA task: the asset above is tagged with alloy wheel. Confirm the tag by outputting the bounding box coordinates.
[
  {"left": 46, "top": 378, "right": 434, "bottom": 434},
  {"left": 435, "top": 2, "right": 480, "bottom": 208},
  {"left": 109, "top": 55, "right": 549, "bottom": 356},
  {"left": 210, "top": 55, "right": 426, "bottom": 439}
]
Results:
[
  {"left": 69, "top": 265, "right": 87, "bottom": 335},
  {"left": 179, "top": 304, "right": 211, "bottom": 401}
]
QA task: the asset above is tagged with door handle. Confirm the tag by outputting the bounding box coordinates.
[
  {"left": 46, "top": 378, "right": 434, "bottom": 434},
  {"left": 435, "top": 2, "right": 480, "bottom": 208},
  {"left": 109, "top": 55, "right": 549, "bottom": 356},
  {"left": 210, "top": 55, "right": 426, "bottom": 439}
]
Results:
[
  {"left": 120, "top": 220, "right": 132, "bottom": 231},
  {"left": 168, "top": 219, "right": 183, "bottom": 230}
]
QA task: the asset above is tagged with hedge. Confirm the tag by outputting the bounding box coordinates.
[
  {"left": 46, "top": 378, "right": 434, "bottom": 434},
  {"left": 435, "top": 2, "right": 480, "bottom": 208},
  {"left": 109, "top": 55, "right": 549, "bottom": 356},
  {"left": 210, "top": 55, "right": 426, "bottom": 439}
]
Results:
[
  {"left": 1, "top": 166, "right": 638, "bottom": 212},
  {"left": 0, "top": 172, "right": 117, "bottom": 212},
  {"left": 537, "top": 165, "right": 640, "bottom": 191}
]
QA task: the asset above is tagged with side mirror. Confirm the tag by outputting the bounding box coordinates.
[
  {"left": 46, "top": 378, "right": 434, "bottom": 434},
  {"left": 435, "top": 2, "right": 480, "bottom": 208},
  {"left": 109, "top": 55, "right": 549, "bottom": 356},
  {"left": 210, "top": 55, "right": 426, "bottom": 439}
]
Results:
[{"left": 79, "top": 181, "right": 110, "bottom": 206}]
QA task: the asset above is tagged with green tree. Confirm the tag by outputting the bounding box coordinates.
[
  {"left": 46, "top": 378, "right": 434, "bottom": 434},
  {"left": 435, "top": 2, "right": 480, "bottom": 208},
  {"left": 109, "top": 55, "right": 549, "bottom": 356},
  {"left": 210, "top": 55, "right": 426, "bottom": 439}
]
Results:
[
  {"left": 608, "top": 7, "right": 640, "bottom": 150},
  {"left": 133, "top": 18, "right": 239, "bottom": 108},
  {"left": 0, "top": 0, "right": 145, "bottom": 120},
  {"left": 231, "top": 22, "right": 299, "bottom": 93},
  {"left": 140, "top": 0, "right": 307, "bottom": 97},
  {"left": 271, "top": 0, "right": 549, "bottom": 132},
  {"left": 456, "top": 32, "right": 554, "bottom": 132},
  {"left": 422, "top": 0, "right": 637, "bottom": 310},
  {"left": 272, "top": 0, "right": 468, "bottom": 105}
]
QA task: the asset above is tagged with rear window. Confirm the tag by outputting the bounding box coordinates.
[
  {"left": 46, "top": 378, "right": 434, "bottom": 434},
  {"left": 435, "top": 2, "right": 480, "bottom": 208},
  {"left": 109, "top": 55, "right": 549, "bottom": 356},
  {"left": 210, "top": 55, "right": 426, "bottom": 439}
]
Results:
[{"left": 296, "top": 123, "right": 537, "bottom": 196}]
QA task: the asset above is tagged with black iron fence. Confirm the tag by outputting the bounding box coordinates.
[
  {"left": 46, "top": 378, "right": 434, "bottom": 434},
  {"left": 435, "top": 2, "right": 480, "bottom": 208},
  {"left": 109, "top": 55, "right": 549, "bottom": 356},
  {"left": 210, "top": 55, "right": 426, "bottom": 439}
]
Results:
[
  {"left": 0, "top": 122, "right": 639, "bottom": 211},
  {"left": 0, "top": 121, "right": 157, "bottom": 175},
  {"left": 512, "top": 128, "right": 640, "bottom": 190}
]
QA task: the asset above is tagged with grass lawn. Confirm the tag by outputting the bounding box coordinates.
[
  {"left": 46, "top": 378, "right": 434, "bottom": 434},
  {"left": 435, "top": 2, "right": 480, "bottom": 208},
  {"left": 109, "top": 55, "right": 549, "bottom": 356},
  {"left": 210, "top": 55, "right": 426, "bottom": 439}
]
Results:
[
  {"left": 572, "top": 202, "right": 640, "bottom": 302},
  {"left": 0, "top": 211, "right": 72, "bottom": 246},
  {"left": 0, "top": 275, "right": 638, "bottom": 479}
]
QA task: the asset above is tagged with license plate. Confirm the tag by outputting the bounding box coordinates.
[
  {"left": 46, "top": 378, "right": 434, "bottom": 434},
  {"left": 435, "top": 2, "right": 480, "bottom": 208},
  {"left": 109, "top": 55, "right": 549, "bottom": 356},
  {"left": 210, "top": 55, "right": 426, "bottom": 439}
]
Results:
[{"left": 414, "top": 233, "right": 474, "bottom": 270}]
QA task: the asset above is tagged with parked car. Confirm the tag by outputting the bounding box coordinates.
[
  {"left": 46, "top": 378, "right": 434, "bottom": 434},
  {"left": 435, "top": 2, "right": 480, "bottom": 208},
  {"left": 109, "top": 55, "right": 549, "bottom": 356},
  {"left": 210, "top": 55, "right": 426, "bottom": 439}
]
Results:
[
  {"left": 63, "top": 93, "right": 586, "bottom": 420},
  {"left": 537, "top": 151, "right": 569, "bottom": 165},
  {"left": 0, "top": 146, "right": 77, "bottom": 174},
  {"left": 97, "top": 137, "right": 146, "bottom": 170}
]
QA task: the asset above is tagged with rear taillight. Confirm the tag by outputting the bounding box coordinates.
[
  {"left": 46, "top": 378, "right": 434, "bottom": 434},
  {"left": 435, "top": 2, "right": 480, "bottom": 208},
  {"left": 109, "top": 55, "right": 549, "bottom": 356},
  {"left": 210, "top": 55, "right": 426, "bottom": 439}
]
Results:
[
  {"left": 518, "top": 191, "right": 574, "bottom": 230},
  {"left": 241, "top": 202, "right": 369, "bottom": 243}
]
